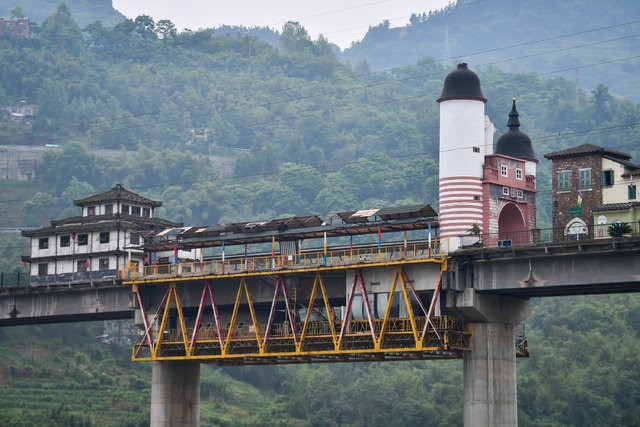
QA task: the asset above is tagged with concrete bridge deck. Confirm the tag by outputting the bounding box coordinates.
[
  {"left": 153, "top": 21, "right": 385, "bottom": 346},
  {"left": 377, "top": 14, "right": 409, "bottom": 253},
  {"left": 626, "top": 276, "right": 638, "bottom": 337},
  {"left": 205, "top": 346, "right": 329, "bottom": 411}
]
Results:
[{"left": 448, "top": 236, "right": 640, "bottom": 297}]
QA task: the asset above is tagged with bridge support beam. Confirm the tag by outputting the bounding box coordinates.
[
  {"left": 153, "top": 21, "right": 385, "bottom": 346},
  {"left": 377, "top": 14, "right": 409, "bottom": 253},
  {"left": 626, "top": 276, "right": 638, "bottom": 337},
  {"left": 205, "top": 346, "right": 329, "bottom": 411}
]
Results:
[
  {"left": 447, "top": 288, "right": 530, "bottom": 427},
  {"left": 150, "top": 361, "right": 200, "bottom": 427}
]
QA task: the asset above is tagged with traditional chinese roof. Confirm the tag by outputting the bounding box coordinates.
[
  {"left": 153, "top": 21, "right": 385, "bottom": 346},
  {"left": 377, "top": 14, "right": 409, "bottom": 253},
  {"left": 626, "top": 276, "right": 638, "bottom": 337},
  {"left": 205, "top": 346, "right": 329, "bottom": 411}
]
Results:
[
  {"left": 21, "top": 215, "right": 180, "bottom": 237},
  {"left": 74, "top": 184, "right": 162, "bottom": 207}
]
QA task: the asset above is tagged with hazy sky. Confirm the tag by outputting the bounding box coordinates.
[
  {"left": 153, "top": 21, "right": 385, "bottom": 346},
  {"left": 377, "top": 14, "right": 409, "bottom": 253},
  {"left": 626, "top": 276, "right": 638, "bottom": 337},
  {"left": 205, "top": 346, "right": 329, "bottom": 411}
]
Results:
[{"left": 111, "top": 0, "right": 452, "bottom": 49}]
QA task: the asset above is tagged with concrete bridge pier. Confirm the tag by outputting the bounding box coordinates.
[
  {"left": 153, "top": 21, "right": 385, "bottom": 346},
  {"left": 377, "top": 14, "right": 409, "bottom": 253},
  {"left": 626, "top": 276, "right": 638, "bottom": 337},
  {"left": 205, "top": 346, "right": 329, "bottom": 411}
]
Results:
[
  {"left": 448, "top": 288, "right": 531, "bottom": 427},
  {"left": 150, "top": 361, "right": 200, "bottom": 427}
]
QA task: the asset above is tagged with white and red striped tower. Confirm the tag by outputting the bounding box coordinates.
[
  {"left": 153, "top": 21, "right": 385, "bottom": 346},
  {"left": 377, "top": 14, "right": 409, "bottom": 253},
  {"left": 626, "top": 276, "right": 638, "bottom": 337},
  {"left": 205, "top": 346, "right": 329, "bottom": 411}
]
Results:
[{"left": 437, "top": 63, "right": 492, "bottom": 252}]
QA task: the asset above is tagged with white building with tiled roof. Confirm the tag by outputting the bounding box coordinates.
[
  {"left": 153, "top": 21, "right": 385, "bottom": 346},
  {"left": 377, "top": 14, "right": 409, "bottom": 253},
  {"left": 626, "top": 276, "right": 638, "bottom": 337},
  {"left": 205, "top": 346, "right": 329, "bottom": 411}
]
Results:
[{"left": 22, "top": 184, "right": 181, "bottom": 284}]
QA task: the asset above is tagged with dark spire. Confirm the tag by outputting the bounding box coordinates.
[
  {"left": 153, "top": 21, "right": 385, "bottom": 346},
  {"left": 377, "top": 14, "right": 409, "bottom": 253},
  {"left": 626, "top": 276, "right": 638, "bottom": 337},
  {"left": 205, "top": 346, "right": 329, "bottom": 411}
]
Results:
[
  {"left": 507, "top": 97, "right": 521, "bottom": 129},
  {"left": 494, "top": 98, "right": 537, "bottom": 162}
]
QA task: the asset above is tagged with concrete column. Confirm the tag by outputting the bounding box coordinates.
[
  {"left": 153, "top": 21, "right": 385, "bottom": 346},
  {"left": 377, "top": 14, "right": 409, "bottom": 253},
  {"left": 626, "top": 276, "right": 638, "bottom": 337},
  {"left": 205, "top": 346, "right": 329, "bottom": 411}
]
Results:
[
  {"left": 464, "top": 322, "right": 518, "bottom": 426},
  {"left": 447, "top": 288, "right": 531, "bottom": 427},
  {"left": 150, "top": 361, "right": 200, "bottom": 427}
]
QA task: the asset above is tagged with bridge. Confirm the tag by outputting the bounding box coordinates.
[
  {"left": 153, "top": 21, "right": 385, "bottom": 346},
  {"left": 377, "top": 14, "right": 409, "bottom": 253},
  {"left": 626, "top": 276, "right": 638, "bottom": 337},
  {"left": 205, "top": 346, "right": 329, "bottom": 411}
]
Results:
[
  {"left": 2, "top": 233, "right": 639, "bottom": 426},
  {"left": 5, "top": 61, "right": 640, "bottom": 426}
]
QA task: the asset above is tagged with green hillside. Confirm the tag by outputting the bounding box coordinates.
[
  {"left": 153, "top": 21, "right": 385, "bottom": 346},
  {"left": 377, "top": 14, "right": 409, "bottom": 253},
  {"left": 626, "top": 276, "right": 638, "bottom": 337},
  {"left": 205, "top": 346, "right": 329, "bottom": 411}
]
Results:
[
  {"left": 1, "top": 294, "right": 638, "bottom": 426},
  {"left": 0, "top": 0, "right": 124, "bottom": 27},
  {"left": 343, "top": 0, "right": 640, "bottom": 102}
]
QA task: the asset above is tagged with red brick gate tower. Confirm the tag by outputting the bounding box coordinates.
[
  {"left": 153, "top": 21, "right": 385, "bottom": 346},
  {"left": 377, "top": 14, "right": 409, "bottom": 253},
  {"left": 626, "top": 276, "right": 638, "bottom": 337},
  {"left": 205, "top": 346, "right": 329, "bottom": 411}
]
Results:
[{"left": 482, "top": 99, "right": 537, "bottom": 246}]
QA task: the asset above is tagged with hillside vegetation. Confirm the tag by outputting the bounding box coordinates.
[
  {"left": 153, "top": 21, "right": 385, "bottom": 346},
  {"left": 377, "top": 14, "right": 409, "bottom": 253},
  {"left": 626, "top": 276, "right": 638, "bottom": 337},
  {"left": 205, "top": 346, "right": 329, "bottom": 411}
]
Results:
[
  {"left": 344, "top": 0, "right": 640, "bottom": 102},
  {"left": 0, "top": 2, "right": 639, "bottom": 426},
  {"left": 0, "top": 0, "right": 124, "bottom": 27}
]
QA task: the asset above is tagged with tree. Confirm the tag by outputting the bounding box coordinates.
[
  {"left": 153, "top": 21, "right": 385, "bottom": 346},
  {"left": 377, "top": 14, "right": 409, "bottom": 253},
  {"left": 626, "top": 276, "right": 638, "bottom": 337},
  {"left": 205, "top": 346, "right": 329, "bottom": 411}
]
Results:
[
  {"left": 35, "top": 78, "right": 68, "bottom": 124},
  {"left": 280, "top": 21, "right": 313, "bottom": 53},
  {"left": 10, "top": 6, "right": 25, "bottom": 19},
  {"left": 277, "top": 163, "right": 322, "bottom": 205},
  {"left": 592, "top": 84, "right": 613, "bottom": 125},
  {"left": 155, "top": 19, "right": 177, "bottom": 41},
  {"left": 83, "top": 21, "right": 108, "bottom": 50},
  {"left": 39, "top": 3, "right": 82, "bottom": 54},
  {"left": 133, "top": 15, "right": 156, "bottom": 40}
]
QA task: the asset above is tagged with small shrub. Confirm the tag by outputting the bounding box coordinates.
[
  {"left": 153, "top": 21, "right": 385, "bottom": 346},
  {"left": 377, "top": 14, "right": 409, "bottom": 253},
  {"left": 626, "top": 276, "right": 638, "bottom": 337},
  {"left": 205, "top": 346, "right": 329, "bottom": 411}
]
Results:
[{"left": 608, "top": 222, "right": 632, "bottom": 237}]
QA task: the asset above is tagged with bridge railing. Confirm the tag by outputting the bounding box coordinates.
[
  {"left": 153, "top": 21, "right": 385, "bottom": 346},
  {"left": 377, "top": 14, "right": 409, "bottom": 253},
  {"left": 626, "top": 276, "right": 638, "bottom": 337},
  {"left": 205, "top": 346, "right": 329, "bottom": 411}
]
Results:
[
  {"left": 461, "top": 221, "right": 640, "bottom": 249},
  {"left": 120, "top": 241, "right": 442, "bottom": 281},
  {"left": 0, "top": 272, "right": 27, "bottom": 288}
]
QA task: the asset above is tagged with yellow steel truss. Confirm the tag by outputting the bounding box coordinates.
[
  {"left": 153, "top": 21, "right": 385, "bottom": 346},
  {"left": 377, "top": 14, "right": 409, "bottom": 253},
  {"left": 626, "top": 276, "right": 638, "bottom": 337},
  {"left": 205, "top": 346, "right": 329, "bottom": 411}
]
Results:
[{"left": 131, "top": 262, "right": 472, "bottom": 364}]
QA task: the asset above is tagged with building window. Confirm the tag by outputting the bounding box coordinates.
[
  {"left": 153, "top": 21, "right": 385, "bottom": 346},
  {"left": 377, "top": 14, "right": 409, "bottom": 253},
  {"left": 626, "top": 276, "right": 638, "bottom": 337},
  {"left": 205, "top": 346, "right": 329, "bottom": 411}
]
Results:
[
  {"left": 60, "top": 235, "right": 70, "bottom": 247},
  {"left": 501, "top": 164, "right": 508, "bottom": 177},
  {"left": 77, "top": 259, "right": 88, "bottom": 272},
  {"left": 99, "top": 258, "right": 109, "bottom": 270},
  {"left": 38, "top": 263, "right": 48, "bottom": 276},
  {"left": 99, "top": 232, "right": 110, "bottom": 244},
  {"left": 77, "top": 233, "right": 88, "bottom": 246},
  {"left": 601, "top": 170, "right": 614, "bottom": 187},
  {"left": 105, "top": 204, "right": 113, "bottom": 214},
  {"left": 578, "top": 168, "right": 592, "bottom": 190},
  {"left": 87, "top": 206, "right": 96, "bottom": 216},
  {"left": 516, "top": 168, "right": 523, "bottom": 180},
  {"left": 517, "top": 189, "right": 524, "bottom": 198},
  {"left": 38, "top": 237, "right": 49, "bottom": 249},
  {"left": 629, "top": 184, "right": 637, "bottom": 200},
  {"left": 502, "top": 186, "right": 510, "bottom": 196},
  {"left": 131, "top": 206, "right": 141, "bottom": 216},
  {"left": 143, "top": 207, "right": 151, "bottom": 218},
  {"left": 473, "top": 146, "right": 480, "bottom": 153},
  {"left": 121, "top": 204, "right": 130, "bottom": 214},
  {"left": 558, "top": 170, "right": 570, "bottom": 192},
  {"left": 130, "top": 233, "right": 140, "bottom": 245}
]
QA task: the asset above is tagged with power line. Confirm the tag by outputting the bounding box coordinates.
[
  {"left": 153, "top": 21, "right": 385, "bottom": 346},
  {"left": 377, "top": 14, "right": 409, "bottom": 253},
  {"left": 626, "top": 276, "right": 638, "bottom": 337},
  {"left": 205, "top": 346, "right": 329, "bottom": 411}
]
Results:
[
  {"left": 2, "top": 120, "right": 639, "bottom": 209},
  {"left": 2, "top": 18, "right": 638, "bottom": 144}
]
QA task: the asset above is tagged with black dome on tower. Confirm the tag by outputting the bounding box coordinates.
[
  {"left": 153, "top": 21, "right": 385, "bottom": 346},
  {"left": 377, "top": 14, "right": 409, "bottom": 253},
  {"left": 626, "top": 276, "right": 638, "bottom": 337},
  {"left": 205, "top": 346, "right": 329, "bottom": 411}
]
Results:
[
  {"left": 437, "top": 63, "right": 486, "bottom": 103},
  {"left": 495, "top": 98, "right": 536, "bottom": 161}
]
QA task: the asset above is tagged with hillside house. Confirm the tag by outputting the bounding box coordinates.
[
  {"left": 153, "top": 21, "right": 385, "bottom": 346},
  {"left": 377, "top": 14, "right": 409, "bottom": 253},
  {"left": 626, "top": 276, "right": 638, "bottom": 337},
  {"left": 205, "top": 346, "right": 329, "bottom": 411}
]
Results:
[
  {"left": 0, "top": 17, "right": 29, "bottom": 38},
  {"left": 22, "top": 184, "right": 181, "bottom": 284}
]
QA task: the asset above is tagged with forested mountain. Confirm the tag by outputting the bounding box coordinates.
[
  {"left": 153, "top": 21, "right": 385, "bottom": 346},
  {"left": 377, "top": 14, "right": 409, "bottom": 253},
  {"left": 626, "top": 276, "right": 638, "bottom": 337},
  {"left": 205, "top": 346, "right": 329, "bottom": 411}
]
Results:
[
  {"left": 344, "top": 0, "right": 640, "bottom": 102},
  {"left": 0, "top": 2, "right": 639, "bottom": 426},
  {"left": 0, "top": 0, "right": 124, "bottom": 27},
  {"left": 1, "top": 4, "right": 638, "bottom": 231}
]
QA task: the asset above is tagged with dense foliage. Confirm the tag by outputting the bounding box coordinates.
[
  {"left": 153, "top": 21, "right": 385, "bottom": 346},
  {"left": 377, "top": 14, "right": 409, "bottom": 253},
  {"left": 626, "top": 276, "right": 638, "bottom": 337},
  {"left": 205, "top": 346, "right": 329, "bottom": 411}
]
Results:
[
  {"left": 0, "top": 4, "right": 638, "bottom": 232},
  {"left": 344, "top": 0, "right": 640, "bottom": 103},
  {"left": 1, "top": 294, "right": 638, "bottom": 426},
  {"left": 0, "top": 2, "right": 639, "bottom": 426}
]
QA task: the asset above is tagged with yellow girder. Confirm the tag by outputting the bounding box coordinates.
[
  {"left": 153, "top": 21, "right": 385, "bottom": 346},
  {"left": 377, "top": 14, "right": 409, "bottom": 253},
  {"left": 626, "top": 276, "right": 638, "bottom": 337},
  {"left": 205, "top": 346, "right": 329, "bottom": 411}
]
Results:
[{"left": 130, "top": 260, "right": 473, "bottom": 364}]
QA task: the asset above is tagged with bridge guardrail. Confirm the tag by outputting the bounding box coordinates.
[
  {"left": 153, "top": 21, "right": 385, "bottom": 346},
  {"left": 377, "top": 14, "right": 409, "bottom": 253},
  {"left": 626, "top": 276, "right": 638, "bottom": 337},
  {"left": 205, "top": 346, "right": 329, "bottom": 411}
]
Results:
[
  {"left": 0, "top": 272, "right": 27, "bottom": 288},
  {"left": 120, "top": 242, "right": 442, "bottom": 281},
  {"left": 461, "top": 221, "right": 640, "bottom": 249}
]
